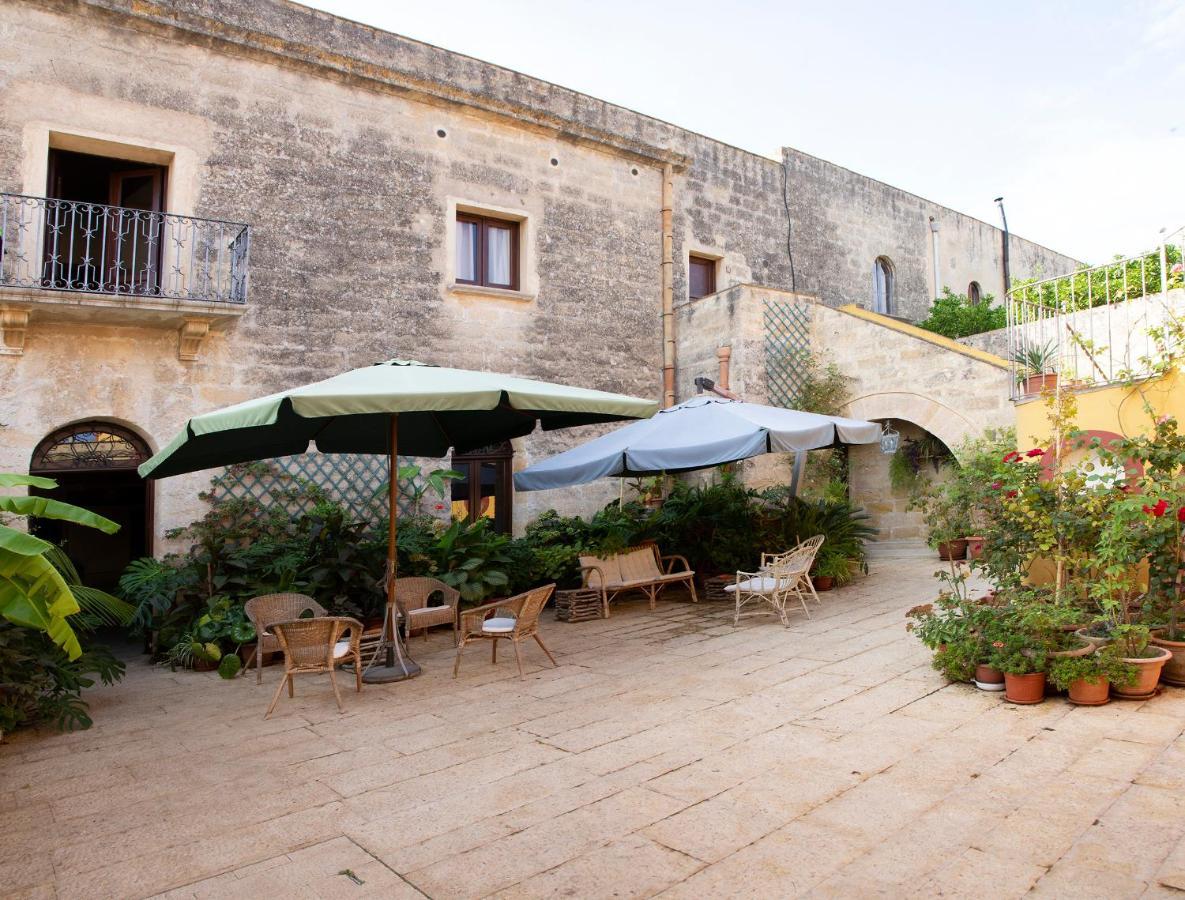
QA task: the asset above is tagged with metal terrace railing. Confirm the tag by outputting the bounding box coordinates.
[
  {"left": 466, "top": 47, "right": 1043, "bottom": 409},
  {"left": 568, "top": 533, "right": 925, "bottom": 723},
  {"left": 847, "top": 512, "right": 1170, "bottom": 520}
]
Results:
[
  {"left": 0, "top": 193, "right": 250, "bottom": 304},
  {"left": 1006, "top": 227, "right": 1184, "bottom": 399}
]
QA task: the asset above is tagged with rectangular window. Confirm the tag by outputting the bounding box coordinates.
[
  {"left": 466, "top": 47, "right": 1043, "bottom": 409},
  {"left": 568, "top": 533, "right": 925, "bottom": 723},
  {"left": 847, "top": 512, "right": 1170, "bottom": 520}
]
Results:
[
  {"left": 689, "top": 255, "right": 717, "bottom": 300},
  {"left": 456, "top": 213, "right": 519, "bottom": 290}
]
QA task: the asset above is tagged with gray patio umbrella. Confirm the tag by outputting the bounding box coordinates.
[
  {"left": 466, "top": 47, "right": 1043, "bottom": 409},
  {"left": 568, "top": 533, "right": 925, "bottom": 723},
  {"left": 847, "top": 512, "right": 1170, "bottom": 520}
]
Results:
[
  {"left": 514, "top": 396, "right": 881, "bottom": 491},
  {"left": 139, "top": 360, "right": 657, "bottom": 682}
]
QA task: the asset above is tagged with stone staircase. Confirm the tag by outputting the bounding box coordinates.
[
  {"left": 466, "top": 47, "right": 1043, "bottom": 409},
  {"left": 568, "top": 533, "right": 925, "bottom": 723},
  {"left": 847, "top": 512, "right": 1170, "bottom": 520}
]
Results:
[{"left": 864, "top": 539, "right": 933, "bottom": 560}]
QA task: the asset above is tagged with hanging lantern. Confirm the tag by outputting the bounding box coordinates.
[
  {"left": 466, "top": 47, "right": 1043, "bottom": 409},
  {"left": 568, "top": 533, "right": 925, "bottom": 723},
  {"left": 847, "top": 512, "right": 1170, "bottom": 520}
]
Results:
[{"left": 880, "top": 421, "right": 900, "bottom": 455}]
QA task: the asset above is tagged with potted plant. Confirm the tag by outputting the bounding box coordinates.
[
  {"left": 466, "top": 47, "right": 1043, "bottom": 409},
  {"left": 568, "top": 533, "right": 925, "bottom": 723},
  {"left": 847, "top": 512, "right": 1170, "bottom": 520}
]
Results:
[
  {"left": 910, "top": 480, "right": 972, "bottom": 561},
  {"left": 163, "top": 596, "right": 256, "bottom": 679},
  {"left": 1013, "top": 341, "right": 1058, "bottom": 396},
  {"left": 1109, "top": 624, "right": 1171, "bottom": 699},
  {"left": 988, "top": 630, "right": 1048, "bottom": 704},
  {"left": 812, "top": 550, "right": 850, "bottom": 591},
  {"left": 1048, "top": 647, "right": 1137, "bottom": 706}
]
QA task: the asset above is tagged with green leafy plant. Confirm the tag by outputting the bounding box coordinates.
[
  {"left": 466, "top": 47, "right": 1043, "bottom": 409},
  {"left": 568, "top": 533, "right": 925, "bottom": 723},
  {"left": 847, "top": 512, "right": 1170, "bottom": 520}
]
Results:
[
  {"left": 431, "top": 518, "right": 512, "bottom": 604},
  {"left": 1012, "top": 340, "right": 1057, "bottom": 377},
  {"left": 1048, "top": 647, "right": 1137, "bottom": 691},
  {"left": 917, "top": 287, "right": 1006, "bottom": 339},
  {"left": 0, "top": 472, "right": 121, "bottom": 659}
]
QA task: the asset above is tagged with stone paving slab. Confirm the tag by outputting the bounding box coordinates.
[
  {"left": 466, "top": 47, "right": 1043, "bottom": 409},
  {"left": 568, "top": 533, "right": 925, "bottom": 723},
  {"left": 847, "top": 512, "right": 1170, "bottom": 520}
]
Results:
[{"left": 2, "top": 558, "right": 1184, "bottom": 898}]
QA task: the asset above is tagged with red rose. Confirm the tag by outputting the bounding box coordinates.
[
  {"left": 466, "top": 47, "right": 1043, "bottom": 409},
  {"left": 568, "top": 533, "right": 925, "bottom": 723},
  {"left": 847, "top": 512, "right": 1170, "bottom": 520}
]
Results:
[
  {"left": 1005, "top": 490, "right": 1018, "bottom": 499},
  {"left": 434, "top": 503, "right": 446, "bottom": 511},
  {"left": 1144, "top": 499, "right": 1169, "bottom": 517},
  {"left": 1003, "top": 451, "right": 1021, "bottom": 463},
  {"left": 1025, "top": 448, "right": 1045, "bottom": 458},
  {"left": 1178, "top": 506, "right": 1185, "bottom": 523}
]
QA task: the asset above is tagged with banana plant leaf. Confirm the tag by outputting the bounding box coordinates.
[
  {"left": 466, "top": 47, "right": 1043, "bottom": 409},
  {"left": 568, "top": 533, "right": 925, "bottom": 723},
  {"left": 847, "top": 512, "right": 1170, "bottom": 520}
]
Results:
[
  {"left": 0, "top": 525, "right": 82, "bottom": 659},
  {"left": 0, "top": 495, "right": 120, "bottom": 533}
]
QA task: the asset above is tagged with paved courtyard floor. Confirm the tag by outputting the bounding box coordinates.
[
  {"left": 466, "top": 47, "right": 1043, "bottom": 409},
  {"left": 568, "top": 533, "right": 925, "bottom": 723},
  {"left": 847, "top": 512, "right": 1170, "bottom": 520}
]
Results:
[{"left": 4, "top": 557, "right": 1185, "bottom": 899}]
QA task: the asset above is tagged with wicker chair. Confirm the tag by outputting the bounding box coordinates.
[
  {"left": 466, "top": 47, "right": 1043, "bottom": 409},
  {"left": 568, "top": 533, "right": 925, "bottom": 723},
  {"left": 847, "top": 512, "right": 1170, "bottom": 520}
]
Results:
[
  {"left": 244, "top": 593, "right": 327, "bottom": 684},
  {"left": 453, "top": 584, "right": 557, "bottom": 679},
  {"left": 727, "top": 536, "right": 825, "bottom": 626},
  {"left": 396, "top": 577, "right": 461, "bottom": 643},
  {"left": 264, "top": 616, "right": 363, "bottom": 718}
]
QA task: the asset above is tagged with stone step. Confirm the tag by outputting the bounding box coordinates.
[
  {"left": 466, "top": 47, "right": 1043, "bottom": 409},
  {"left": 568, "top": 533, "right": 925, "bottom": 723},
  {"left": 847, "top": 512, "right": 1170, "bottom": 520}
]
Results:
[{"left": 864, "top": 539, "right": 934, "bottom": 560}]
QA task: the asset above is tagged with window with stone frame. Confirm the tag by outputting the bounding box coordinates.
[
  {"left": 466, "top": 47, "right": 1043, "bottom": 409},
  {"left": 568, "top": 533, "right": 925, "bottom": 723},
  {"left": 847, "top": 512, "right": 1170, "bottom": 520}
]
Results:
[
  {"left": 456, "top": 212, "right": 519, "bottom": 290},
  {"left": 688, "top": 254, "right": 717, "bottom": 300}
]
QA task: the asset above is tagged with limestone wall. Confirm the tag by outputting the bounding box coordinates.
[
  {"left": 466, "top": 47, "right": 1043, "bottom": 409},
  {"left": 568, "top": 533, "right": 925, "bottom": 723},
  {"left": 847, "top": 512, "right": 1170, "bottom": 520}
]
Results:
[{"left": 1, "top": 0, "right": 1066, "bottom": 547}]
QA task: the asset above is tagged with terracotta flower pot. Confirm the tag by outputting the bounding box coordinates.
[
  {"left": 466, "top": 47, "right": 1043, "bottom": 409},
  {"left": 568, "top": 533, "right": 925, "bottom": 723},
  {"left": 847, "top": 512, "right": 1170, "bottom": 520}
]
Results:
[
  {"left": 1047, "top": 637, "right": 1094, "bottom": 660},
  {"left": 1112, "top": 646, "right": 1173, "bottom": 699},
  {"left": 1075, "top": 627, "right": 1113, "bottom": 649},
  {"left": 1150, "top": 631, "right": 1185, "bottom": 687},
  {"left": 937, "top": 539, "right": 968, "bottom": 561},
  {"left": 1021, "top": 373, "right": 1058, "bottom": 396},
  {"left": 1067, "top": 676, "right": 1110, "bottom": 706},
  {"left": 1004, "top": 671, "right": 1047, "bottom": 704},
  {"left": 814, "top": 575, "right": 835, "bottom": 592},
  {"left": 974, "top": 664, "right": 1005, "bottom": 691}
]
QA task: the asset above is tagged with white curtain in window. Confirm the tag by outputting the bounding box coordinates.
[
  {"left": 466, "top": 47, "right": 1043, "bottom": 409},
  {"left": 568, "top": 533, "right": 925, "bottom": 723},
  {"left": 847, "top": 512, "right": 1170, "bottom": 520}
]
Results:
[
  {"left": 456, "top": 220, "right": 478, "bottom": 281},
  {"left": 487, "top": 226, "right": 511, "bottom": 285},
  {"left": 873, "top": 259, "right": 892, "bottom": 314}
]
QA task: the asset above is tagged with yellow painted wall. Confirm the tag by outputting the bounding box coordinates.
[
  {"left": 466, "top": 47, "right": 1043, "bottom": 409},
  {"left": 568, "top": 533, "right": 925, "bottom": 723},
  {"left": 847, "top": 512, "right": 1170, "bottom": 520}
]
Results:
[{"left": 1014, "top": 369, "right": 1185, "bottom": 447}]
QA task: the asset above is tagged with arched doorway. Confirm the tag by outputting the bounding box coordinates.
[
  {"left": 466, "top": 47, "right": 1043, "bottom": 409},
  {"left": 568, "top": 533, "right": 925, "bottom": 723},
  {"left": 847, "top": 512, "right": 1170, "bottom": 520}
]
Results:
[{"left": 29, "top": 421, "right": 152, "bottom": 591}]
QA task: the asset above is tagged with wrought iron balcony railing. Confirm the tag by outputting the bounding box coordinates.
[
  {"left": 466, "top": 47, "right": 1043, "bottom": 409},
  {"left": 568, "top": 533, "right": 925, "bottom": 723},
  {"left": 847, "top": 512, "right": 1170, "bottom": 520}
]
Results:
[
  {"left": 1006, "top": 227, "right": 1184, "bottom": 399},
  {"left": 0, "top": 192, "right": 250, "bottom": 305}
]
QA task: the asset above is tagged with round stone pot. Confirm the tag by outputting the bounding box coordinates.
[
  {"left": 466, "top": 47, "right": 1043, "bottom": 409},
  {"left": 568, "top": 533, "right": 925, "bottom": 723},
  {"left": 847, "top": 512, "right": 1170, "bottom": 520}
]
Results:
[
  {"left": 1004, "top": 671, "right": 1047, "bottom": 704},
  {"left": 937, "top": 539, "right": 968, "bottom": 561},
  {"left": 1075, "top": 627, "right": 1113, "bottom": 649},
  {"left": 1150, "top": 631, "right": 1185, "bottom": 687},
  {"left": 1048, "top": 637, "right": 1095, "bottom": 660},
  {"left": 1113, "top": 646, "right": 1173, "bottom": 699},
  {"left": 1067, "top": 676, "right": 1110, "bottom": 706}
]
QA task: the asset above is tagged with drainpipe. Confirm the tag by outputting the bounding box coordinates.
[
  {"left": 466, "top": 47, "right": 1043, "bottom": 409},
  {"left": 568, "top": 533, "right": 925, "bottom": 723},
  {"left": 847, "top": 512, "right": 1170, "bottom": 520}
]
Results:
[
  {"left": 928, "top": 216, "right": 941, "bottom": 299},
  {"left": 995, "top": 197, "right": 1011, "bottom": 295},
  {"left": 661, "top": 164, "right": 676, "bottom": 407}
]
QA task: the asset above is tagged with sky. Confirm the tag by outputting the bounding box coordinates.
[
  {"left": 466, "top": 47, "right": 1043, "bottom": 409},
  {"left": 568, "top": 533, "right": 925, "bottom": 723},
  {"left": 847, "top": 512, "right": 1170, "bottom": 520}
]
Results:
[{"left": 306, "top": 0, "right": 1185, "bottom": 264}]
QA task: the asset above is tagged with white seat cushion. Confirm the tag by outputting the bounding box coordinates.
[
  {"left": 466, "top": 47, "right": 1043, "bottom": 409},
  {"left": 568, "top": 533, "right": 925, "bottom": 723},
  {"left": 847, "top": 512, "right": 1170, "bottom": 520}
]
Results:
[
  {"left": 482, "top": 616, "right": 517, "bottom": 634},
  {"left": 333, "top": 640, "right": 353, "bottom": 659},
  {"left": 723, "top": 577, "right": 784, "bottom": 594}
]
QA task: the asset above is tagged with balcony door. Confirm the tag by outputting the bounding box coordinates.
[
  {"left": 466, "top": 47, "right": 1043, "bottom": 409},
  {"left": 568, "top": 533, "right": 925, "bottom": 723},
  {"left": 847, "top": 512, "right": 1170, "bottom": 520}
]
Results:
[{"left": 45, "top": 149, "right": 166, "bottom": 294}]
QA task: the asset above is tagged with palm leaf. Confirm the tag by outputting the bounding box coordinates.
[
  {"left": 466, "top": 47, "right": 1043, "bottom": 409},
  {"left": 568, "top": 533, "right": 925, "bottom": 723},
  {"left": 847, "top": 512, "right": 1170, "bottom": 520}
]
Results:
[
  {"left": 0, "top": 495, "right": 120, "bottom": 534},
  {"left": 43, "top": 547, "right": 134, "bottom": 627},
  {"left": 0, "top": 536, "right": 82, "bottom": 659},
  {"left": 0, "top": 473, "right": 58, "bottom": 489}
]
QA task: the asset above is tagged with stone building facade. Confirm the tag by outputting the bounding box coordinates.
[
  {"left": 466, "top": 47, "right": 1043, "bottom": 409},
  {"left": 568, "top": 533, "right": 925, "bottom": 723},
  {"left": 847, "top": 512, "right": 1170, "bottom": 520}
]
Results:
[{"left": 0, "top": 0, "right": 1079, "bottom": 575}]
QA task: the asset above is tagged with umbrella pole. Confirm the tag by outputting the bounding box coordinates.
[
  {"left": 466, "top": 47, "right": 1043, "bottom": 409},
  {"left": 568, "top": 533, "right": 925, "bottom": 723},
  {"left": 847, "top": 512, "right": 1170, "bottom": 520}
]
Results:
[{"left": 362, "top": 413, "right": 421, "bottom": 683}]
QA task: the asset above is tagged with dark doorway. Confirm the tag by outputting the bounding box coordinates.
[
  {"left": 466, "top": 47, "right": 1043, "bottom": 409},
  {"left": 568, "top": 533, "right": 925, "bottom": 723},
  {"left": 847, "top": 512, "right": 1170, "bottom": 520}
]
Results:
[
  {"left": 450, "top": 441, "right": 513, "bottom": 534},
  {"left": 29, "top": 422, "right": 153, "bottom": 592},
  {"left": 45, "top": 148, "right": 167, "bottom": 294}
]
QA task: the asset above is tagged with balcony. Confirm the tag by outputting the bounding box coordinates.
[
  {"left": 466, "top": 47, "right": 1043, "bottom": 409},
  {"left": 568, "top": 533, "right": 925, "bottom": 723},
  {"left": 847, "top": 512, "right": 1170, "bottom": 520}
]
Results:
[
  {"left": 1006, "top": 226, "right": 1184, "bottom": 399},
  {"left": 0, "top": 192, "right": 250, "bottom": 359}
]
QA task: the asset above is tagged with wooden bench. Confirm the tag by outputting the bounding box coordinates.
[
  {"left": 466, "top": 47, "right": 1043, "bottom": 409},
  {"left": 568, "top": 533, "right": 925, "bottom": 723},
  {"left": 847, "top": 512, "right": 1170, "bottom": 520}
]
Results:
[{"left": 578, "top": 545, "right": 697, "bottom": 618}]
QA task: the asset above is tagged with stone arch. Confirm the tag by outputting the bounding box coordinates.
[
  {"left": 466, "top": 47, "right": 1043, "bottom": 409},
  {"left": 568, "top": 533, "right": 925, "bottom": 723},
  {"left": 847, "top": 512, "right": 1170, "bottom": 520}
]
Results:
[
  {"left": 844, "top": 390, "right": 978, "bottom": 458},
  {"left": 28, "top": 419, "right": 154, "bottom": 589}
]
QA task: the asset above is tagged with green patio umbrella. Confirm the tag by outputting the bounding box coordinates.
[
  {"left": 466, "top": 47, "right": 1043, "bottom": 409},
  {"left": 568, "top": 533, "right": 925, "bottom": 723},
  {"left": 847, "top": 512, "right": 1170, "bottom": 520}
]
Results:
[{"left": 139, "top": 360, "right": 657, "bottom": 682}]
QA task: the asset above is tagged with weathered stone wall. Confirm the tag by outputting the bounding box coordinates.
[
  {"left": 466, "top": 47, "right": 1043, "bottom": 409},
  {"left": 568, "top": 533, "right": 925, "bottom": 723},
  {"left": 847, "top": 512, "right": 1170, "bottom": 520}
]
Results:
[{"left": 1, "top": 0, "right": 1069, "bottom": 547}]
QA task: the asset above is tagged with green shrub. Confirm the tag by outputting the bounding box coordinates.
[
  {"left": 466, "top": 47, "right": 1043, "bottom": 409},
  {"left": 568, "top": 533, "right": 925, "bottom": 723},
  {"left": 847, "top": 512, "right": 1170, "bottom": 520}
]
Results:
[{"left": 917, "top": 287, "right": 1005, "bottom": 339}]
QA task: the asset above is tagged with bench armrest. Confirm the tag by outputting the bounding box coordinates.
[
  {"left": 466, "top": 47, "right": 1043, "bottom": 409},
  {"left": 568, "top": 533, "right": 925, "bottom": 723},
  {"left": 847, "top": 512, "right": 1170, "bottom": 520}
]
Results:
[
  {"left": 580, "top": 564, "right": 608, "bottom": 589},
  {"left": 660, "top": 554, "right": 693, "bottom": 574}
]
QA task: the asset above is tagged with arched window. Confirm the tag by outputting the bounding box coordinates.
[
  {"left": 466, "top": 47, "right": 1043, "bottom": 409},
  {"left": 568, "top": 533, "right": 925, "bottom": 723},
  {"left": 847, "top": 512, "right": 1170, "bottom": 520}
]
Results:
[
  {"left": 873, "top": 257, "right": 895, "bottom": 315},
  {"left": 31, "top": 421, "right": 151, "bottom": 472},
  {"left": 968, "top": 281, "right": 982, "bottom": 305}
]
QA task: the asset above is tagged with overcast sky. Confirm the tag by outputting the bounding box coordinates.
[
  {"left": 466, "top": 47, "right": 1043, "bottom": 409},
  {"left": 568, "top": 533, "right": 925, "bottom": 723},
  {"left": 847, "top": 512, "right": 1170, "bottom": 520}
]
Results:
[{"left": 308, "top": 0, "right": 1185, "bottom": 264}]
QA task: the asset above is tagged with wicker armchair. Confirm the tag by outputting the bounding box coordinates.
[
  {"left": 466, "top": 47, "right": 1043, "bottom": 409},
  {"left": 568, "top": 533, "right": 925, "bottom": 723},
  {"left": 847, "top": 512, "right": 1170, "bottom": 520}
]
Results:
[
  {"left": 453, "top": 584, "right": 557, "bottom": 679},
  {"left": 726, "top": 536, "right": 825, "bottom": 626},
  {"left": 395, "top": 577, "right": 461, "bottom": 643},
  {"left": 244, "top": 593, "right": 327, "bottom": 684},
  {"left": 264, "top": 616, "right": 363, "bottom": 718}
]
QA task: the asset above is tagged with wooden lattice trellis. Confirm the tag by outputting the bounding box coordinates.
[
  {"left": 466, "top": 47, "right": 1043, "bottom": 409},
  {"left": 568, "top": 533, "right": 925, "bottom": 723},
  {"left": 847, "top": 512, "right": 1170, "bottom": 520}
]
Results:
[
  {"left": 210, "top": 452, "right": 417, "bottom": 523},
  {"left": 763, "top": 300, "right": 811, "bottom": 406}
]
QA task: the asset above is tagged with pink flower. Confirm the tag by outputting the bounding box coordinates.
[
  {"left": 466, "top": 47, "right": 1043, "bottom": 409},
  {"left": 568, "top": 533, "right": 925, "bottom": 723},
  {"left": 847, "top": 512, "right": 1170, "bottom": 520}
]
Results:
[
  {"left": 1172, "top": 263, "right": 1183, "bottom": 275},
  {"left": 991, "top": 641, "right": 1004, "bottom": 649},
  {"left": 990, "top": 481, "right": 1002, "bottom": 491}
]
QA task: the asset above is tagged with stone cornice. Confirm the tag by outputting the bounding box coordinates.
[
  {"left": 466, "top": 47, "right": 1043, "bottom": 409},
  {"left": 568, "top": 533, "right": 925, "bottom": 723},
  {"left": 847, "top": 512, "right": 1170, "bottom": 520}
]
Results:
[{"left": 69, "top": 0, "right": 692, "bottom": 171}]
